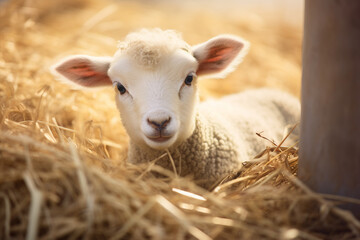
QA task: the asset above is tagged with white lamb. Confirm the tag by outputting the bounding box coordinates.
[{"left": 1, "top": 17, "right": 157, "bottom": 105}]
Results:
[{"left": 51, "top": 29, "right": 300, "bottom": 189}]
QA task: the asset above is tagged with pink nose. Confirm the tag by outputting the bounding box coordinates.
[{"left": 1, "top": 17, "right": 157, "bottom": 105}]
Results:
[{"left": 147, "top": 117, "right": 171, "bottom": 130}]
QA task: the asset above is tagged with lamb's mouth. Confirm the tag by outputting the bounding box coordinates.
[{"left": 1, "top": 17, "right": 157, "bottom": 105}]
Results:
[{"left": 146, "top": 135, "right": 172, "bottom": 143}]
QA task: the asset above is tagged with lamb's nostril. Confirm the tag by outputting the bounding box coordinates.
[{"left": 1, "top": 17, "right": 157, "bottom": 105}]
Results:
[
  {"left": 161, "top": 117, "right": 171, "bottom": 128},
  {"left": 147, "top": 119, "right": 160, "bottom": 129},
  {"left": 147, "top": 117, "right": 171, "bottom": 130}
]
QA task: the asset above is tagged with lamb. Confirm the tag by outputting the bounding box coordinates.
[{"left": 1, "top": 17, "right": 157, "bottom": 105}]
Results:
[{"left": 51, "top": 28, "right": 300, "bottom": 189}]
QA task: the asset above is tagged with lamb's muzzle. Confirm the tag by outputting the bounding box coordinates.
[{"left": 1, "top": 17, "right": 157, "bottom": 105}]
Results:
[
  {"left": 146, "top": 116, "right": 172, "bottom": 142},
  {"left": 141, "top": 109, "right": 177, "bottom": 147}
]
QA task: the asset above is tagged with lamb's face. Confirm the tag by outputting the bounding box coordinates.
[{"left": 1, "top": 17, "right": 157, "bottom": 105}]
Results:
[
  {"left": 51, "top": 29, "right": 248, "bottom": 151},
  {"left": 108, "top": 49, "right": 199, "bottom": 150}
]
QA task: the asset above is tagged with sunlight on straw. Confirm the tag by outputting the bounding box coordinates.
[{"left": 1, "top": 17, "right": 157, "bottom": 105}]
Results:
[
  {"left": 110, "top": 198, "right": 157, "bottom": 240},
  {"left": 36, "top": 122, "right": 57, "bottom": 143},
  {"left": 178, "top": 203, "right": 211, "bottom": 214},
  {"left": 156, "top": 195, "right": 190, "bottom": 223},
  {"left": 4, "top": 119, "right": 29, "bottom": 129},
  {"left": 136, "top": 153, "right": 168, "bottom": 181},
  {"left": 214, "top": 175, "right": 254, "bottom": 192},
  {"left": 37, "top": 120, "right": 76, "bottom": 133},
  {"left": 275, "top": 123, "right": 299, "bottom": 152},
  {"left": 246, "top": 169, "right": 281, "bottom": 192},
  {"left": 156, "top": 195, "right": 211, "bottom": 240},
  {"left": 188, "top": 226, "right": 212, "bottom": 240},
  {"left": 172, "top": 188, "right": 206, "bottom": 201},
  {"left": 45, "top": 122, "right": 57, "bottom": 143},
  {"left": 234, "top": 206, "right": 248, "bottom": 220},
  {"left": 281, "top": 228, "right": 300, "bottom": 239},
  {"left": 69, "top": 141, "right": 95, "bottom": 237},
  {"left": 270, "top": 141, "right": 299, "bottom": 161},
  {"left": 89, "top": 138, "right": 124, "bottom": 149},
  {"left": 23, "top": 172, "right": 43, "bottom": 240},
  {"left": 166, "top": 149, "right": 178, "bottom": 177},
  {"left": 212, "top": 217, "right": 234, "bottom": 227}
]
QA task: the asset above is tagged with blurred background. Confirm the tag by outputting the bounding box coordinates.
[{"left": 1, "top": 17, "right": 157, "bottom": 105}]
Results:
[{"left": 0, "top": 0, "right": 304, "bottom": 158}]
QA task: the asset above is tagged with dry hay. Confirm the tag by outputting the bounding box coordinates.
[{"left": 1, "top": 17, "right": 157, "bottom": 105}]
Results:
[{"left": 0, "top": 0, "right": 360, "bottom": 239}]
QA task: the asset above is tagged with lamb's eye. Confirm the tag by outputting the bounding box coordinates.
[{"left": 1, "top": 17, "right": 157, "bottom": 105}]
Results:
[
  {"left": 184, "top": 73, "right": 195, "bottom": 86},
  {"left": 116, "top": 83, "right": 127, "bottom": 95}
]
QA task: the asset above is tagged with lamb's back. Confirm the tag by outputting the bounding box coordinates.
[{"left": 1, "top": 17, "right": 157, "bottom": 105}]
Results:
[{"left": 199, "top": 88, "right": 300, "bottom": 160}]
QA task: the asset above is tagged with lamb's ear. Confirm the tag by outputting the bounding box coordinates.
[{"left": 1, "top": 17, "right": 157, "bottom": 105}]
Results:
[
  {"left": 192, "top": 35, "right": 249, "bottom": 78},
  {"left": 51, "top": 55, "right": 112, "bottom": 88}
]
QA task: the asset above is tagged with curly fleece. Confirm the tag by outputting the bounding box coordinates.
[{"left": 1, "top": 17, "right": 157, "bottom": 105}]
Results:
[
  {"left": 129, "top": 89, "right": 300, "bottom": 189},
  {"left": 115, "top": 28, "right": 190, "bottom": 69}
]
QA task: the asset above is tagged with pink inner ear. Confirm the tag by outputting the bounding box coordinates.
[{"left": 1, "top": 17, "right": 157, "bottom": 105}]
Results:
[
  {"left": 55, "top": 57, "right": 112, "bottom": 87},
  {"left": 196, "top": 45, "right": 240, "bottom": 76},
  {"left": 205, "top": 47, "right": 233, "bottom": 63},
  {"left": 68, "top": 65, "right": 98, "bottom": 77}
]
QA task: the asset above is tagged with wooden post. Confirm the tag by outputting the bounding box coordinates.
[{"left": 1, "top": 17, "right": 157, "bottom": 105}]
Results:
[{"left": 299, "top": 0, "right": 360, "bottom": 216}]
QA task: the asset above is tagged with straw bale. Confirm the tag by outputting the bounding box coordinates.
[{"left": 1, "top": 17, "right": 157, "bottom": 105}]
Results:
[{"left": 0, "top": 0, "right": 359, "bottom": 239}]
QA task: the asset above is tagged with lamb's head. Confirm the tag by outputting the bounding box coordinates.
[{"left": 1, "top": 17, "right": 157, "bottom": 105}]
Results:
[{"left": 51, "top": 29, "right": 249, "bottom": 150}]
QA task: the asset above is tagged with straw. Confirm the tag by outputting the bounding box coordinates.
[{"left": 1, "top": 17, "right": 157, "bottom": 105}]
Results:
[{"left": 0, "top": 0, "right": 358, "bottom": 239}]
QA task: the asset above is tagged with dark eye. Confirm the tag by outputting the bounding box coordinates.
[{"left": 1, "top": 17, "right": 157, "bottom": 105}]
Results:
[
  {"left": 116, "top": 82, "right": 127, "bottom": 95},
  {"left": 184, "top": 73, "right": 194, "bottom": 86}
]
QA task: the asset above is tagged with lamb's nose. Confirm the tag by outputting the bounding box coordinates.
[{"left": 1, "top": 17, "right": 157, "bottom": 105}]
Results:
[{"left": 147, "top": 117, "right": 171, "bottom": 130}]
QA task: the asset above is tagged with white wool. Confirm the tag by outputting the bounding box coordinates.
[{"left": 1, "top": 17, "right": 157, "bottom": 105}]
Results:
[{"left": 116, "top": 28, "right": 191, "bottom": 69}]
